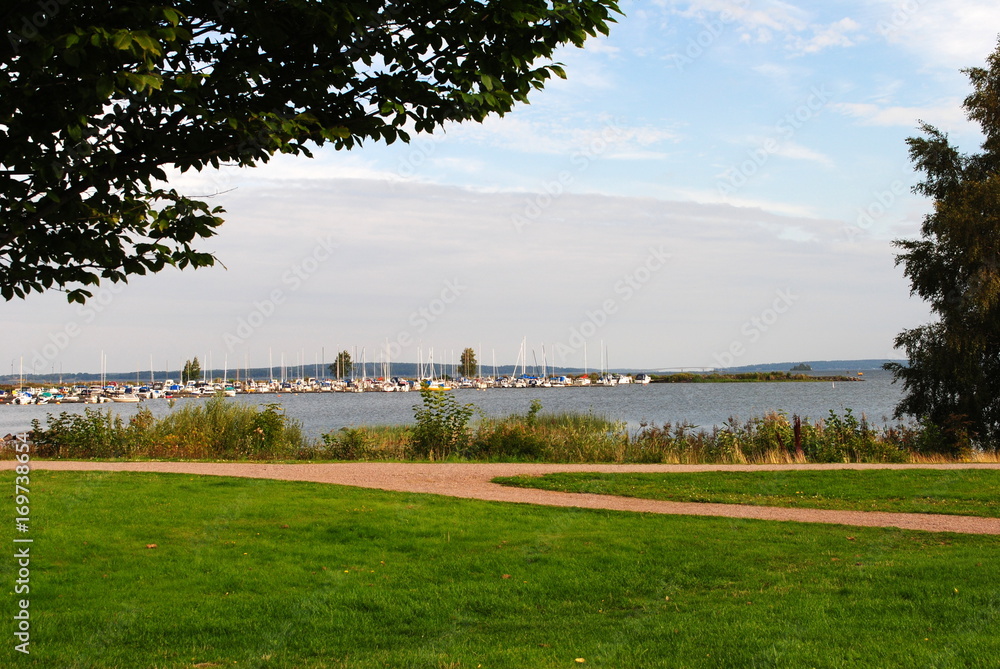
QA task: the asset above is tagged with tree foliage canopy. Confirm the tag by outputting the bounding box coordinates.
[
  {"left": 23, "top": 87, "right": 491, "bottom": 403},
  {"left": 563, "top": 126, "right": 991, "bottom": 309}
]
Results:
[
  {"left": 328, "top": 350, "right": 352, "bottom": 379},
  {"left": 459, "top": 346, "right": 477, "bottom": 378},
  {"left": 886, "top": 39, "right": 1000, "bottom": 451},
  {"left": 1, "top": 0, "right": 619, "bottom": 302},
  {"left": 181, "top": 356, "right": 201, "bottom": 384}
]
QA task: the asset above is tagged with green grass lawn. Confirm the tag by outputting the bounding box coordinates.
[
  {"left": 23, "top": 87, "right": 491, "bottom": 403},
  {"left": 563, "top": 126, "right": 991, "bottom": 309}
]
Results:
[
  {"left": 1, "top": 470, "right": 999, "bottom": 668},
  {"left": 493, "top": 469, "right": 1000, "bottom": 518}
]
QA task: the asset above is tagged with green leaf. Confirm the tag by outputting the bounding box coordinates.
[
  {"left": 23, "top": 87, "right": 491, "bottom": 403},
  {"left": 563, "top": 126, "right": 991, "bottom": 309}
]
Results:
[
  {"left": 133, "top": 34, "right": 162, "bottom": 56},
  {"left": 161, "top": 7, "right": 182, "bottom": 26},
  {"left": 112, "top": 32, "right": 133, "bottom": 51},
  {"left": 96, "top": 77, "right": 115, "bottom": 99}
]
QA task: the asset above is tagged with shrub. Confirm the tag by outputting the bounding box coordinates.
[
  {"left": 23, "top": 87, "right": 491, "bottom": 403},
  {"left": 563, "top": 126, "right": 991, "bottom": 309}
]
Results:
[
  {"left": 410, "top": 389, "right": 476, "bottom": 459},
  {"left": 31, "top": 409, "right": 126, "bottom": 458}
]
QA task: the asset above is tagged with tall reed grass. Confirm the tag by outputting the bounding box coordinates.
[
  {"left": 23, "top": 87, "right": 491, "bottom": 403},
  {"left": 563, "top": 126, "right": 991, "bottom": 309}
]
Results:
[
  {"left": 18, "top": 394, "right": 994, "bottom": 464},
  {"left": 28, "top": 397, "right": 309, "bottom": 460},
  {"left": 321, "top": 400, "right": 959, "bottom": 464}
]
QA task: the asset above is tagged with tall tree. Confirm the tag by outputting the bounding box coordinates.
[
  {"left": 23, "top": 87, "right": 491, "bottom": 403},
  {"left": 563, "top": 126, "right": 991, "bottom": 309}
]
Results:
[
  {"left": 328, "top": 350, "right": 352, "bottom": 379},
  {"left": 1, "top": 0, "right": 620, "bottom": 302},
  {"left": 885, "top": 40, "right": 1000, "bottom": 452},
  {"left": 459, "top": 347, "right": 478, "bottom": 378},
  {"left": 181, "top": 357, "right": 201, "bottom": 384}
]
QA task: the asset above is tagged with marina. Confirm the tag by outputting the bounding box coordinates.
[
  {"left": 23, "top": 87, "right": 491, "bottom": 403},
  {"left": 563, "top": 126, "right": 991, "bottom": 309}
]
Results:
[
  {"left": 1, "top": 338, "right": 648, "bottom": 403},
  {"left": 0, "top": 371, "right": 641, "bottom": 405}
]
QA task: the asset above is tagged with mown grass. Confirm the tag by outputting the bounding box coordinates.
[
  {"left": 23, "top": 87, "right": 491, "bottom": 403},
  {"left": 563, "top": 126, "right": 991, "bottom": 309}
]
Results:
[
  {"left": 2, "top": 470, "right": 999, "bottom": 668},
  {"left": 494, "top": 469, "right": 1000, "bottom": 518}
]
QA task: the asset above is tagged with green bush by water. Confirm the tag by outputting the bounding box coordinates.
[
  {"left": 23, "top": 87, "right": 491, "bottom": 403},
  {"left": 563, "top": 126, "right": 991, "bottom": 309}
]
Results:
[{"left": 410, "top": 388, "right": 477, "bottom": 458}]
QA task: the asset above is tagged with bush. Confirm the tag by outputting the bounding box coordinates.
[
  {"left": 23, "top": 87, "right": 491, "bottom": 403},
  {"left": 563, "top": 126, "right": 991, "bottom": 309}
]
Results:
[
  {"left": 410, "top": 389, "right": 476, "bottom": 459},
  {"left": 31, "top": 409, "right": 129, "bottom": 459}
]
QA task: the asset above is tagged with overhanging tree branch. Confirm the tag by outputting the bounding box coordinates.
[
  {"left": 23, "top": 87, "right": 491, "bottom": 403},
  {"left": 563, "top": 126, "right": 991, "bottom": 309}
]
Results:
[{"left": 1, "top": 0, "right": 621, "bottom": 302}]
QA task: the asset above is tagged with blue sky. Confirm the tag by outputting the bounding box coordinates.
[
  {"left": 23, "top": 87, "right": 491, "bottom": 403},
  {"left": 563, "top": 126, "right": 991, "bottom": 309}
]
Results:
[{"left": 5, "top": 0, "right": 1000, "bottom": 376}]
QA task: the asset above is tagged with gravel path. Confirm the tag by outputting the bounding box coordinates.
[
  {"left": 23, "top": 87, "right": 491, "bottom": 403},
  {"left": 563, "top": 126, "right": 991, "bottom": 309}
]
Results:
[{"left": 9, "top": 461, "right": 1000, "bottom": 535}]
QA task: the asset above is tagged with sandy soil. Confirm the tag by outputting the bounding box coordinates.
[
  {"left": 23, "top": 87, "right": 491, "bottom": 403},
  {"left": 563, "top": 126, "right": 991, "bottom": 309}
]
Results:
[{"left": 6, "top": 461, "right": 1000, "bottom": 535}]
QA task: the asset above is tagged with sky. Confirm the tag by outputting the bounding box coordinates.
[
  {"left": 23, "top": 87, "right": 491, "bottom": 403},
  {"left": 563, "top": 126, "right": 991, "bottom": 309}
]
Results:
[{"left": 5, "top": 0, "right": 1000, "bottom": 377}]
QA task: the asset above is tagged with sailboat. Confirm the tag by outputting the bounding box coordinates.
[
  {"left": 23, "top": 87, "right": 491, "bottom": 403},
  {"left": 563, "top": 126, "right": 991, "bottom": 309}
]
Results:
[
  {"left": 222, "top": 355, "right": 236, "bottom": 395},
  {"left": 419, "top": 348, "right": 451, "bottom": 390}
]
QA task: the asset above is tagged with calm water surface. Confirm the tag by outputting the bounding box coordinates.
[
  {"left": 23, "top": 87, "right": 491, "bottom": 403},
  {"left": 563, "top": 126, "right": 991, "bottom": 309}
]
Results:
[{"left": 1, "top": 369, "right": 906, "bottom": 439}]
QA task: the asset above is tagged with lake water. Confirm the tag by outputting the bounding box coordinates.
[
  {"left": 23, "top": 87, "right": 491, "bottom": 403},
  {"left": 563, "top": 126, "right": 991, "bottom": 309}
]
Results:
[{"left": 1, "top": 369, "right": 907, "bottom": 439}]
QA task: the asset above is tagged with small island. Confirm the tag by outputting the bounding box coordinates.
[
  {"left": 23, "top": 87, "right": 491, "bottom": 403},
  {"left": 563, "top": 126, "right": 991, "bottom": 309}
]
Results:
[{"left": 790, "top": 363, "right": 813, "bottom": 371}]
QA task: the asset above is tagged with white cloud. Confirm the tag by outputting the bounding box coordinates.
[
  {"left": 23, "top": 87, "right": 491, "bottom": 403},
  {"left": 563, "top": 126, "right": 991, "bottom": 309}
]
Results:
[
  {"left": 788, "top": 17, "right": 863, "bottom": 55},
  {"left": 444, "top": 115, "right": 681, "bottom": 157},
  {"left": 872, "top": 0, "right": 1000, "bottom": 68},
  {"left": 548, "top": 43, "right": 619, "bottom": 90},
  {"left": 166, "top": 152, "right": 396, "bottom": 194},
  {"left": 1, "top": 178, "right": 919, "bottom": 372},
  {"left": 666, "top": 0, "right": 808, "bottom": 35},
  {"left": 753, "top": 62, "right": 793, "bottom": 79},
  {"left": 663, "top": 184, "right": 822, "bottom": 219},
  {"left": 661, "top": 1, "right": 862, "bottom": 55},
  {"left": 583, "top": 38, "right": 622, "bottom": 56},
  {"left": 773, "top": 141, "right": 834, "bottom": 166},
  {"left": 607, "top": 150, "right": 672, "bottom": 160},
  {"left": 833, "top": 101, "right": 968, "bottom": 129}
]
